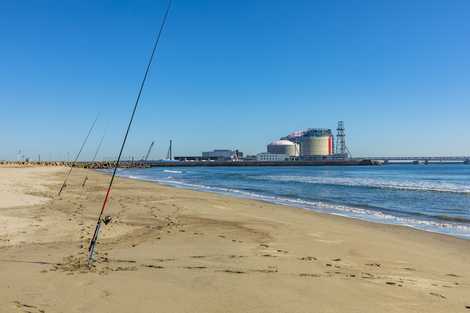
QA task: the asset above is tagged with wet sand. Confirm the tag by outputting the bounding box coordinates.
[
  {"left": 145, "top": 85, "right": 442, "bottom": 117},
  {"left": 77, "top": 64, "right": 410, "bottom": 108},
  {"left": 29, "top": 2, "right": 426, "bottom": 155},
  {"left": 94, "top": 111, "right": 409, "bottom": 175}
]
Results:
[{"left": 0, "top": 166, "right": 469, "bottom": 313}]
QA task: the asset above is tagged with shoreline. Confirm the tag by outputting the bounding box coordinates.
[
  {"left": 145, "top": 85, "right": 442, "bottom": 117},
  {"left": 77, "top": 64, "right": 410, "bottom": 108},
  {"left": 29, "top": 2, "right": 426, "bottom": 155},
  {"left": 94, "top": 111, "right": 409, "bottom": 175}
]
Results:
[
  {"left": 1, "top": 166, "right": 469, "bottom": 312},
  {"left": 110, "top": 167, "right": 470, "bottom": 240},
  {"left": 119, "top": 171, "right": 470, "bottom": 243}
]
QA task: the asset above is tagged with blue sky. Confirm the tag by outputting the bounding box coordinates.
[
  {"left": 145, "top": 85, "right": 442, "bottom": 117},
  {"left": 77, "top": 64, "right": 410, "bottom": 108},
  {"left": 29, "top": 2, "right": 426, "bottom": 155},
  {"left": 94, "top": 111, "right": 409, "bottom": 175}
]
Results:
[{"left": 1, "top": 0, "right": 470, "bottom": 160}]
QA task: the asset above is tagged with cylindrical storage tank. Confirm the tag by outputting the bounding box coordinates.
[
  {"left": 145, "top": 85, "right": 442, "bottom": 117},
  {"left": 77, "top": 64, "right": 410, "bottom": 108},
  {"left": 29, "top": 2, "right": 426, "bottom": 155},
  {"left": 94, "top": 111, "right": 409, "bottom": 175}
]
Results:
[
  {"left": 267, "top": 140, "right": 299, "bottom": 156},
  {"left": 300, "top": 135, "right": 333, "bottom": 156},
  {"left": 328, "top": 135, "right": 334, "bottom": 155}
]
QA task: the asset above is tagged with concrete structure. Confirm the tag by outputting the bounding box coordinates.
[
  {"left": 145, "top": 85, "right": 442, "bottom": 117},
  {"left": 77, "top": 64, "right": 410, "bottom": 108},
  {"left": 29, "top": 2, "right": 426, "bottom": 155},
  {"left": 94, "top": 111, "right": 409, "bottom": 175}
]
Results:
[
  {"left": 174, "top": 156, "right": 214, "bottom": 161},
  {"left": 256, "top": 152, "right": 289, "bottom": 162},
  {"left": 202, "top": 149, "right": 242, "bottom": 161},
  {"left": 300, "top": 136, "right": 333, "bottom": 157},
  {"left": 242, "top": 155, "right": 257, "bottom": 161},
  {"left": 267, "top": 140, "right": 299, "bottom": 156},
  {"left": 279, "top": 128, "right": 335, "bottom": 158},
  {"left": 363, "top": 156, "right": 470, "bottom": 164},
  {"left": 298, "top": 129, "right": 334, "bottom": 157}
]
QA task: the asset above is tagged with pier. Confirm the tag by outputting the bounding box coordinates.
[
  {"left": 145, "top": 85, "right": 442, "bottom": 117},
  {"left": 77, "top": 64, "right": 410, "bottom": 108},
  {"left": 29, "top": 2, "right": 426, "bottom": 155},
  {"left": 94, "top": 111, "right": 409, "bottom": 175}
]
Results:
[{"left": 362, "top": 156, "right": 470, "bottom": 164}]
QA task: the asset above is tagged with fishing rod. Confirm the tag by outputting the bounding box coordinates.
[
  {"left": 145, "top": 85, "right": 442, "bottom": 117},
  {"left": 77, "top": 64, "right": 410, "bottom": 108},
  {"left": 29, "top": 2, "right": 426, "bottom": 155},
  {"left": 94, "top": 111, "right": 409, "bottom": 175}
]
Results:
[
  {"left": 58, "top": 113, "right": 99, "bottom": 196},
  {"left": 82, "top": 130, "right": 106, "bottom": 188},
  {"left": 87, "top": 0, "right": 172, "bottom": 266}
]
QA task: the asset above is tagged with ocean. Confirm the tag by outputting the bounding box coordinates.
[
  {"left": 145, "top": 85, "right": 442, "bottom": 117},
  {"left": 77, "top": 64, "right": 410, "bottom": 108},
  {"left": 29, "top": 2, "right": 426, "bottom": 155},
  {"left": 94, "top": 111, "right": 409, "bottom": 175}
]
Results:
[{"left": 109, "top": 164, "right": 470, "bottom": 239}]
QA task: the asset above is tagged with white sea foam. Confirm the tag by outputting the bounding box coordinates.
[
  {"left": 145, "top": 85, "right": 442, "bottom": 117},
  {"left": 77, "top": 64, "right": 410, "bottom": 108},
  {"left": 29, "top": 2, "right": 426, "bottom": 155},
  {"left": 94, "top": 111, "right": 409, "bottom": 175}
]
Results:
[
  {"left": 257, "top": 175, "right": 470, "bottom": 194},
  {"left": 163, "top": 170, "right": 182, "bottom": 174}
]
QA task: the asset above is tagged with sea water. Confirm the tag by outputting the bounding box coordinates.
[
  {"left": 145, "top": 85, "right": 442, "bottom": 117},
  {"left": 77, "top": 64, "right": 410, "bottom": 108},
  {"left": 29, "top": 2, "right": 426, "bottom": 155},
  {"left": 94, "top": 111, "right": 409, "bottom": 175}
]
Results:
[{"left": 108, "top": 164, "right": 470, "bottom": 239}]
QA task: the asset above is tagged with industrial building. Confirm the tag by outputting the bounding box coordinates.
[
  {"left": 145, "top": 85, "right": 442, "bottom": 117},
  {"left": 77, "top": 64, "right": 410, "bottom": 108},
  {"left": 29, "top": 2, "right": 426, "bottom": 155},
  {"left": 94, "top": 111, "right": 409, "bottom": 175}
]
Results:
[
  {"left": 299, "top": 129, "right": 334, "bottom": 158},
  {"left": 177, "top": 122, "right": 349, "bottom": 163},
  {"left": 276, "top": 128, "right": 334, "bottom": 159},
  {"left": 267, "top": 140, "right": 299, "bottom": 156},
  {"left": 174, "top": 156, "right": 214, "bottom": 161},
  {"left": 202, "top": 149, "right": 243, "bottom": 161},
  {"left": 265, "top": 121, "right": 349, "bottom": 160},
  {"left": 256, "top": 152, "right": 289, "bottom": 162}
]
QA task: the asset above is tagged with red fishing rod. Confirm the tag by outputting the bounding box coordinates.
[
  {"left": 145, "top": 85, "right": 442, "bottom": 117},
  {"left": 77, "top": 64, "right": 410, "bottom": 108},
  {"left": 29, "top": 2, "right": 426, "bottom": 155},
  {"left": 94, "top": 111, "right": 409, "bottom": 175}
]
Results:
[
  {"left": 87, "top": 0, "right": 172, "bottom": 265},
  {"left": 58, "top": 113, "right": 99, "bottom": 196}
]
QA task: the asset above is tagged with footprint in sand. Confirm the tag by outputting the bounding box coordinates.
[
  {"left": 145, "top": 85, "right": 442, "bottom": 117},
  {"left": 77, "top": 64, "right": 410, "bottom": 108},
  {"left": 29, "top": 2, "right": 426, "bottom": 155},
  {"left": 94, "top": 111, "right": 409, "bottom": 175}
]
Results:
[
  {"left": 429, "top": 292, "right": 446, "bottom": 299},
  {"left": 114, "top": 259, "right": 137, "bottom": 264},
  {"left": 299, "top": 256, "right": 317, "bottom": 261},
  {"left": 252, "top": 266, "right": 278, "bottom": 274},
  {"left": 113, "top": 266, "right": 137, "bottom": 272},
  {"left": 153, "top": 258, "right": 175, "bottom": 262},
  {"left": 361, "top": 272, "right": 374, "bottom": 279},
  {"left": 299, "top": 273, "right": 321, "bottom": 278},
  {"left": 184, "top": 266, "right": 207, "bottom": 270},
  {"left": 262, "top": 254, "right": 276, "bottom": 258},
  {"left": 12, "top": 301, "right": 45, "bottom": 313},
  {"left": 249, "top": 265, "right": 278, "bottom": 273},
  {"left": 102, "top": 290, "right": 111, "bottom": 297},
  {"left": 219, "top": 269, "right": 245, "bottom": 274},
  {"left": 141, "top": 264, "right": 164, "bottom": 269}
]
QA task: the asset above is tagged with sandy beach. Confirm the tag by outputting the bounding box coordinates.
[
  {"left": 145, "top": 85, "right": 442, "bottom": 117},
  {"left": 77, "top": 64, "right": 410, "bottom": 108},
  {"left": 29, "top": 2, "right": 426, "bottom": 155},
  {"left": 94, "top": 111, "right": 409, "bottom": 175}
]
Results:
[{"left": 0, "top": 166, "right": 469, "bottom": 313}]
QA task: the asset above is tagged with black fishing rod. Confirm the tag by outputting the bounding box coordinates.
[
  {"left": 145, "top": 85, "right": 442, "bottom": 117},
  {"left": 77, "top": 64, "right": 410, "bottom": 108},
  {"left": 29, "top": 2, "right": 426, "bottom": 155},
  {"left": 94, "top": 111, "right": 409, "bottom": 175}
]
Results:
[
  {"left": 87, "top": 0, "right": 172, "bottom": 266},
  {"left": 82, "top": 130, "right": 106, "bottom": 188},
  {"left": 58, "top": 113, "right": 99, "bottom": 196}
]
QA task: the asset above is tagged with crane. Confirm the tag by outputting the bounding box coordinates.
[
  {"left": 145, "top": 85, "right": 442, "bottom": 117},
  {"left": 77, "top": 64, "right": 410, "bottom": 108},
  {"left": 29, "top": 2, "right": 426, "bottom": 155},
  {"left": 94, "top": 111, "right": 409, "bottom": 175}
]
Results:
[
  {"left": 166, "top": 140, "right": 173, "bottom": 160},
  {"left": 143, "top": 141, "right": 155, "bottom": 161}
]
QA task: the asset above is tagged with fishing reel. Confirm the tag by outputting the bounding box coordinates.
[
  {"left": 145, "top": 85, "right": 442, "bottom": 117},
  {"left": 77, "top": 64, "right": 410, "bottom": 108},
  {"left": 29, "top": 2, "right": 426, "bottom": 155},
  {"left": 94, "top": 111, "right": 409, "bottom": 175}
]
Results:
[{"left": 102, "top": 215, "right": 112, "bottom": 225}]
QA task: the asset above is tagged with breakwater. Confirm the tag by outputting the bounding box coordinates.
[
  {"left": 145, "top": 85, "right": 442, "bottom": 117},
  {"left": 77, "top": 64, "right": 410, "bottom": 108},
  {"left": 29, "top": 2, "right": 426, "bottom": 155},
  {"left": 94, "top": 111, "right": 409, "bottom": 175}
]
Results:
[
  {"left": 141, "top": 159, "right": 379, "bottom": 167},
  {"left": 0, "top": 159, "right": 379, "bottom": 169}
]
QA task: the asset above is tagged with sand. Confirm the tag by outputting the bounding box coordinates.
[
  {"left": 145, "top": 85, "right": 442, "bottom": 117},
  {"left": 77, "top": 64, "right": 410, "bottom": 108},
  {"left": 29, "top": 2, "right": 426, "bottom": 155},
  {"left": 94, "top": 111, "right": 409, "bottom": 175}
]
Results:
[{"left": 0, "top": 166, "right": 469, "bottom": 313}]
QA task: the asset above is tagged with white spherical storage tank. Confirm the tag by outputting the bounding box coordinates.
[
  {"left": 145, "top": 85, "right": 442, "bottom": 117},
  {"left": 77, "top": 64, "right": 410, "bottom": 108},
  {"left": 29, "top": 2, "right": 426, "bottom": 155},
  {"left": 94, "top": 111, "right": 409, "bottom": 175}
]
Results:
[{"left": 267, "top": 140, "right": 299, "bottom": 156}]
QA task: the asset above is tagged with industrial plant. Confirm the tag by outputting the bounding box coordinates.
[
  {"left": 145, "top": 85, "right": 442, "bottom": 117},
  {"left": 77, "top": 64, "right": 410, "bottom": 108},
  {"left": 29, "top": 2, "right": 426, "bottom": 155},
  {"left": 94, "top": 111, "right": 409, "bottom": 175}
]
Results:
[
  {"left": 166, "top": 121, "right": 356, "bottom": 166},
  {"left": 257, "top": 121, "right": 350, "bottom": 161},
  {"left": 175, "top": 149, "right": 243, "bottom": 162}
]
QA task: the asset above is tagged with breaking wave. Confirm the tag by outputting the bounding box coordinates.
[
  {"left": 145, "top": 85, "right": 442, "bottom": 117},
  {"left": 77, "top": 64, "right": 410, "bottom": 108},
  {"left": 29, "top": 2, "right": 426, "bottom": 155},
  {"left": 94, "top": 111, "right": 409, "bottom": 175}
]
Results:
[
  {"left": 163, "top": 170, "right": 183, "bottom": 174},
  {"left": 255, "top": 175, "right": 470, "bottom": 194}
]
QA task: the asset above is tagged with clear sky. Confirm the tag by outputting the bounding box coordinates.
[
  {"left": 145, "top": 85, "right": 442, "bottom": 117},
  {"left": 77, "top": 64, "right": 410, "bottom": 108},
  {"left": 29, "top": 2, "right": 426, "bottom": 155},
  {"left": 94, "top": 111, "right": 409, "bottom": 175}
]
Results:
[{"left": 1, "top": 0, "right": 470, "bottom": 160}]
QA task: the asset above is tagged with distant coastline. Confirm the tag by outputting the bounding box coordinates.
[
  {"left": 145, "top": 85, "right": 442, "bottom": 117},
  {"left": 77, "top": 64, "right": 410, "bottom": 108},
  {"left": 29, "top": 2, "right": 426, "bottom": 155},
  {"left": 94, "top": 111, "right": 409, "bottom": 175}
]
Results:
[{"left": 0, "top": 159, "right": 379, "bottom": 169}]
